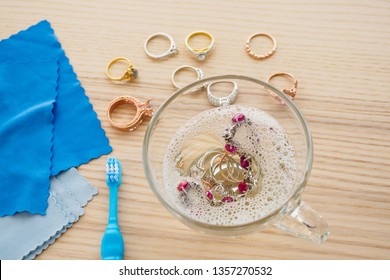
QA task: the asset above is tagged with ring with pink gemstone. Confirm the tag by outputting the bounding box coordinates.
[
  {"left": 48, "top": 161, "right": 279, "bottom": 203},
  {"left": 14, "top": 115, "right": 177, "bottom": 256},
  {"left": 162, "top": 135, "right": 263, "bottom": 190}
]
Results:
[
  {"left": 208, "top": 113, "right": 261, "bottom": 205},
  {"left": 223, "top": 113, "right": 253, "bottom": 150},
  {"left": 205, "top": 151, "right": 260, "bottom": 206},
  {"left": 177, "top": 113, "right": 262, "bottom": 206},
  {"left": 197, "top": 150, "right": 261, "bottom": 206},
  {"left": 176, "top": 179, "right": 200, "bottom": 205}
]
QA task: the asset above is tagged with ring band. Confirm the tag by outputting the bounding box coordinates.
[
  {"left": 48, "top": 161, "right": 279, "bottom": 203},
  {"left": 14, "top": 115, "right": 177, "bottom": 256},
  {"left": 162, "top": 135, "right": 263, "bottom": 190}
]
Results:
[
  {"left": 207, "top": 81, "right": 238, "bottom": 107},
  {"left": 179, "top": 112, "right": 262, "bottom": 206},
  {"left": 106, "top": 57, "right": 138, "bottom": 81},
  {"left": 245, "top": 33, "right": 277, "bottom": 59},
  {"left": 185, "top": 31, "right": 215, "bottom": 61},
  {"left": 171, "top": 65, "right": 205, "bottom": 93},
  {"left": 144, "top": 32, "right": 178, "bottom": 59},
  {"left": 267, "top": 72, "right": 298, "bottom": 99},
  {"left": 107, "top": 96, "right": 153, "bottom": 131}
]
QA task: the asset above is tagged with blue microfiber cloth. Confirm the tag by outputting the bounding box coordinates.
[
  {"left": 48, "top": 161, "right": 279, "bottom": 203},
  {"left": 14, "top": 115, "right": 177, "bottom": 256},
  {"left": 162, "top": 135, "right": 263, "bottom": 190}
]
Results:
[
  {"left": 0, "top": 60, "right": 58, "bottom": 215},
  {"left": 0, "top": 21, "right": 111, "bottom": 216}
]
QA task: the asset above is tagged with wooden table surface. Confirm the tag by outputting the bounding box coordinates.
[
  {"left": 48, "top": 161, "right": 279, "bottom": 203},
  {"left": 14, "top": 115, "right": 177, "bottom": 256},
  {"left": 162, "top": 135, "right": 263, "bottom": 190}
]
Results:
[{"left": 1, "top": 0, "right": 389, "bottom": 260}]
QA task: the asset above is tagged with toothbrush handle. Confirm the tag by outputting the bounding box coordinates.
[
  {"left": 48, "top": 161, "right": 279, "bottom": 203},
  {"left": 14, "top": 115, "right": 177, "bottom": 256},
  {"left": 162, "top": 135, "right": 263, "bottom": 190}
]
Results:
[{"left": 108, "top": 187, "right": 118, "bottom": 225}]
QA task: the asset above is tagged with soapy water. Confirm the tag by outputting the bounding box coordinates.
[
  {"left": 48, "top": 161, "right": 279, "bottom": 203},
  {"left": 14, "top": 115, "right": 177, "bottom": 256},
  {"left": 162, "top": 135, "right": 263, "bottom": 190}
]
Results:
[{"left": 163, "top": 105, "right": 297, "bottom": 226}]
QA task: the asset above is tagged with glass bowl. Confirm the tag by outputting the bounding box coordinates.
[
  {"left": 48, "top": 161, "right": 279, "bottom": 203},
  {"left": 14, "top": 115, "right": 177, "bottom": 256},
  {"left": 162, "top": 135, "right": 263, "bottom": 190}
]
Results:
[{"left": 143, "top": 74, "right": 329, "bottom": 243}]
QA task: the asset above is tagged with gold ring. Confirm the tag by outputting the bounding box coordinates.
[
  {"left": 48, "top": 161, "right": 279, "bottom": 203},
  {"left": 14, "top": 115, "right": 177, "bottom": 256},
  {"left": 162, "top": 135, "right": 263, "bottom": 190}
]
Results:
[
  {"left": 106, "top": 57, "right": 138, "bottom": 81},
  {"left": 245, "top": 33, "right": 277, "bottom": 59},
  {"left": 185, "top": 31, "right": 215, "bottom": 61},
  {"left": 107, "top": 96, "right": 153, "bottom": 131},
  {"left": 267, "top": 72, "right": 298, "bottom": 99}
]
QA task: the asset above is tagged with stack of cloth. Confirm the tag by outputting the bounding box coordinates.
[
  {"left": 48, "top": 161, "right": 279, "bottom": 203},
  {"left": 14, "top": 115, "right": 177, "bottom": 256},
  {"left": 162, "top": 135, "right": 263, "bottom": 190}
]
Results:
[
  {"left": 0, "top": 20, "right": 112, "bottom": 259},
  {"left": 0, "top": 168, "right": 98, "bottom": 259}
]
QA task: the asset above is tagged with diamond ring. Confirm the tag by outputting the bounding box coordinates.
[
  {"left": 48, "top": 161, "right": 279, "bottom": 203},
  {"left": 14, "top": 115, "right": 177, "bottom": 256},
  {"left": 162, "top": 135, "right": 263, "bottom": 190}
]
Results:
[
  {"left": 185, "top": 31, "right": 215, "bottom": 61},
  {"left": 171, "top": 65, "right": 205, "bottom": 93},
  {"left": 144, "top": 32, "right": 178, "bottom": 60},
  {"left": 207, "top": 81, "right": 238, "bottom": 107}
]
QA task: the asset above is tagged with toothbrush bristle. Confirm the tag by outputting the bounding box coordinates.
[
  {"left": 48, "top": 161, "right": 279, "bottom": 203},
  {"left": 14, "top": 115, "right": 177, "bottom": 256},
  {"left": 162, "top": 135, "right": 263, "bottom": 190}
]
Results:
[{"left": 106, "top": 157, "right": 121, "bottom": 183}]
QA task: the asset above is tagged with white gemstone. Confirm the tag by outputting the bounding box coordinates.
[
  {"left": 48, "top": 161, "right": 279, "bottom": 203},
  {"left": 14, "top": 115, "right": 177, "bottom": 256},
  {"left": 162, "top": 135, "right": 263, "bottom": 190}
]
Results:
[{"left": 197, "top": 53, "right": 206, "bottom": 60}]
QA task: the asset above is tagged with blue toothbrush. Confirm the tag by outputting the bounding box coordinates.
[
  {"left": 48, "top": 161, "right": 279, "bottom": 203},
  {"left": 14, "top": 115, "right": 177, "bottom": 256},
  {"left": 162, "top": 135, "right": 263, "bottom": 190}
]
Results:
[{"left": 101, "top": 157, "right": 124, "bottom": 260}]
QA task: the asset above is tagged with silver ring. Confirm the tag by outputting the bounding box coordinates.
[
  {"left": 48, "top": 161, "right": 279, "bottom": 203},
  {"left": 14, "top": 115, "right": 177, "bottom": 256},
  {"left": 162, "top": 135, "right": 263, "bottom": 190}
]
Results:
[
  {"left": 171, "top": 65, "right": 205, "bottom": 93},
  {"left": 144, "top": 32, "right": 178, "bottom": 59},
  {"left": 207, "top": 81, "right": 238, "bottom": 106}
]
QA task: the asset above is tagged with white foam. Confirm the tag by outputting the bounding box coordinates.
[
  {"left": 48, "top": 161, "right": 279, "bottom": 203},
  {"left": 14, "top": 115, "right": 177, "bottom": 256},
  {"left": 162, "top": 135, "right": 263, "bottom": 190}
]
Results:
[{"left": 163, "top": 105, "right": 297, "bottom": 226}]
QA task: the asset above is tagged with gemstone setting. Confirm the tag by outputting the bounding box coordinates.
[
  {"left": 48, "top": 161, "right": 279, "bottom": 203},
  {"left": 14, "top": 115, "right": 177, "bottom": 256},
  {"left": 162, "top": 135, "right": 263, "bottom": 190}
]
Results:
[{"left": 177, "top": 180, "right": 189, "bottom": 191}]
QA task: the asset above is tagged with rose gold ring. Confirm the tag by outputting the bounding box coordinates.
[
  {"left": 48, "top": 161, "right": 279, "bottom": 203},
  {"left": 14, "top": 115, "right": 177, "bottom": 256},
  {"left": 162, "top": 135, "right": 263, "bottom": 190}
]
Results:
[
  {"left": 245, "top": 33, "right": 277, "bottom": 59},
  {"left": 107, "top": 96, "right": 153, "bottom": 131},
  {"left": 267, "top": 72, "right": 298, "bottom": 99}
]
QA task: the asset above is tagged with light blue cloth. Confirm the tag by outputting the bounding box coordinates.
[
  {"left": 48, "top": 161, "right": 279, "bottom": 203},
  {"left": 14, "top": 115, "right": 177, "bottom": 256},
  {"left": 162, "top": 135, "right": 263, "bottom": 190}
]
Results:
[
  {"left": 0, "top": 168, "right": 98, "bottom": 260},
  {"left": 0, "top": 20, "right": 111, "bottom": 216}
]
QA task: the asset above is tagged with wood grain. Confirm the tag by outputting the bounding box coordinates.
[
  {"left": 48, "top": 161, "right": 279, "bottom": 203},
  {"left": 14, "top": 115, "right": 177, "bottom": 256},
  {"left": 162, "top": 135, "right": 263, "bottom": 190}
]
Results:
[{"left": 0, "top": 0, "right": 389, "bottom": 259}]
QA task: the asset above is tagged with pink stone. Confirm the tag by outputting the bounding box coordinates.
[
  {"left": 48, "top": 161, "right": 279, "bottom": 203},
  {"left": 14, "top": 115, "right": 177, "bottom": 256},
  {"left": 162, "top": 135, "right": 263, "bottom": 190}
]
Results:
[
  {"left": 232, "top": 113, "right": 246, "bottom": 124},
  {"left": 225, "top": 143, "right": 237, "bottom": 153},
  {"left": 206, "top": 191, "right": 213, "bottom": 200},
  {"left": 221, "top": 196, "right": 234, "bottom": 203},
  {"left": 177, "top": 180, "right": 189, "bottom": 191},
  {"left": 238, "top": 181, "right": 249, "bottom": 194},
  {"left": 240, "top": 156, "right": 250, "bottom": 169}
]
